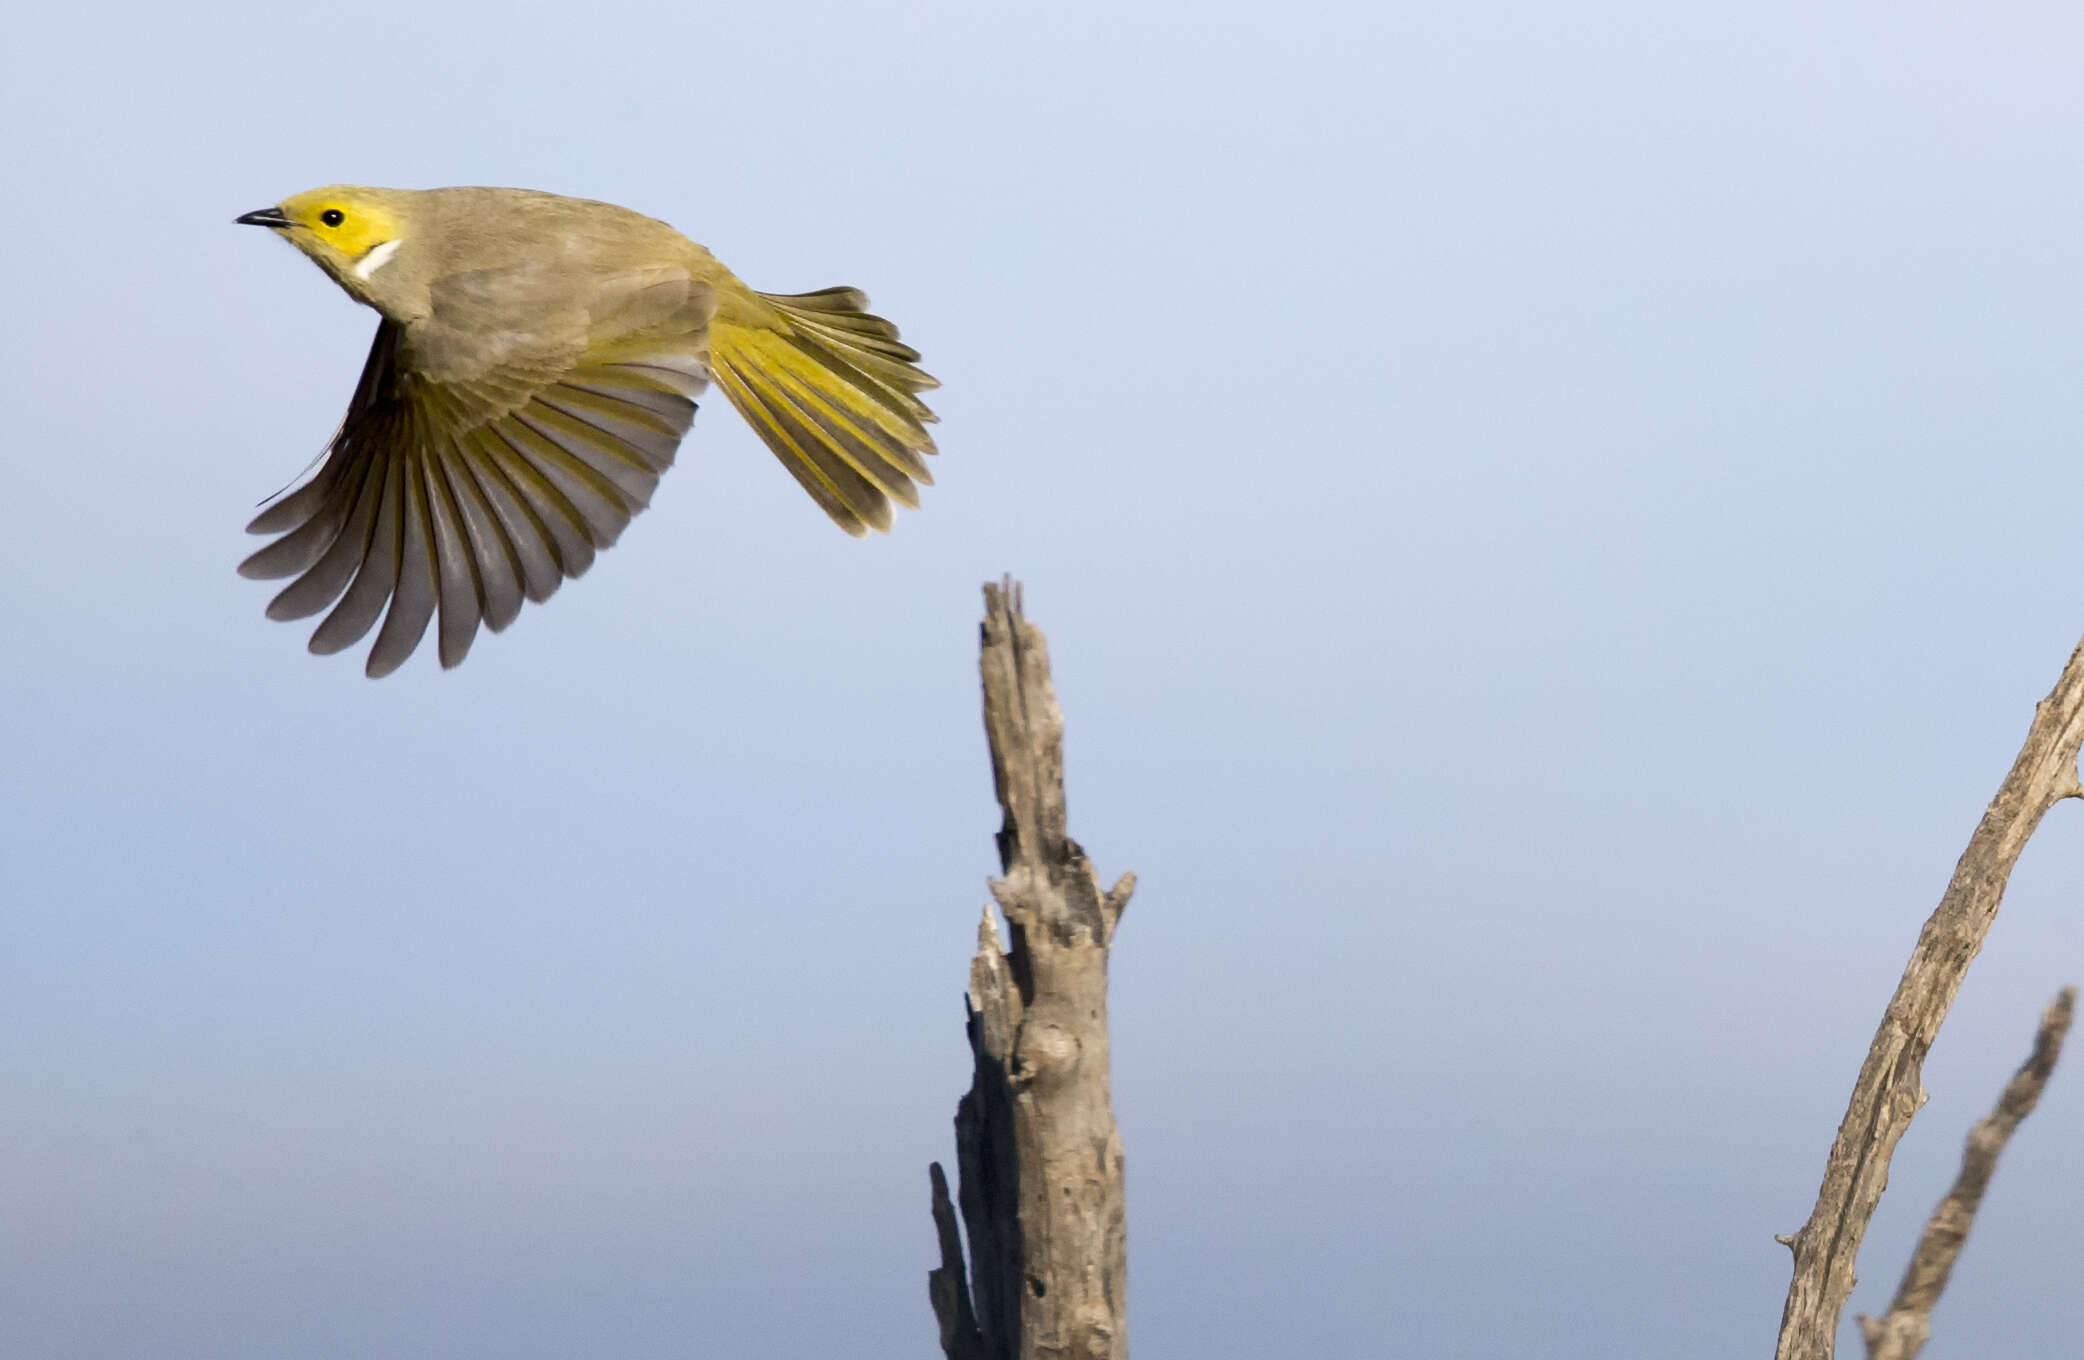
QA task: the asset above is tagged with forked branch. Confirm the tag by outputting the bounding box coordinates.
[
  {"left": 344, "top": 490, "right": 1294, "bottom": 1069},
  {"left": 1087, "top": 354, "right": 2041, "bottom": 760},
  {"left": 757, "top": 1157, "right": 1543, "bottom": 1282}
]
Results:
[{"left": 1774, "top": 635, "right": 2084, "bottom": 1360}]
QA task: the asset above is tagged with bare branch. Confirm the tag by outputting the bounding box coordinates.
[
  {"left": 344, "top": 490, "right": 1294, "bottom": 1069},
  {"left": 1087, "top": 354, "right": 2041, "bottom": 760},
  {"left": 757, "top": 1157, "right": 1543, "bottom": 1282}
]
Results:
[
  {"left": 930, "top": 579, "right": 1131, "bottom": 1360},
  {"left": 1775, "top": 636, "right": 2084, "bottom": 1360},
  {"left": 1855, "top": 988, "right": 2076, "bottom": 1360}
]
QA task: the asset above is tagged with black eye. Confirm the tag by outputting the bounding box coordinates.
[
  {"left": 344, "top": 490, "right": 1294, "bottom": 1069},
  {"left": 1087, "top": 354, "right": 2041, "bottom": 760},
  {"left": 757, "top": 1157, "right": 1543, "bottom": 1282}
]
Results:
[{"left": 320, "top": 209, "right": 345, "bottom": 227}]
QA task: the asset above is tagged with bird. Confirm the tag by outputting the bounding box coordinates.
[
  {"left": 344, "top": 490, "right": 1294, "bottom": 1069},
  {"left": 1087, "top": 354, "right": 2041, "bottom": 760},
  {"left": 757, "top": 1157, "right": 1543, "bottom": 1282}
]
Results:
[{"left": 234, "top": 185, "right": 939, "bottom": 677}]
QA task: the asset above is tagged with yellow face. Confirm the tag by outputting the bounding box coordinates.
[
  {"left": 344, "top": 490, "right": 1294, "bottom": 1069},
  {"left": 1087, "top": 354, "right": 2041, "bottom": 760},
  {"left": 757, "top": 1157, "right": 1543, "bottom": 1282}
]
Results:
[{"left": 275, "top": 187, "right": 401, "bottom": 262}]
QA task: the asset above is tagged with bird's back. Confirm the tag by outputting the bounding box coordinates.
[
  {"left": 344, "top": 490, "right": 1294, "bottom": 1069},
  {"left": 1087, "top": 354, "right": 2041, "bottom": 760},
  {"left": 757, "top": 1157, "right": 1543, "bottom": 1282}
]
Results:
[{"left": 410, "top": 187, "right": 719, "bottom": 283}]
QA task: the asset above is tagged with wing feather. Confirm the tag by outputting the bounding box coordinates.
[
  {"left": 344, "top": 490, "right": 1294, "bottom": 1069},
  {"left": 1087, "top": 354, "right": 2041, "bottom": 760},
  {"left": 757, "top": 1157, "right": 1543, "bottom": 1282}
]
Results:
[
  {"left": 490, "top": 420, "right": 630, "bottom": 547},
  {"left": 367, "top": 451, "right": 440, "bottom": 677},
  {"left": 558, "top": 377, "right": 698, "bottom": 441},
  {"left": 515, "top": 403, "right": 661, "bottom": 508},
  {"left": 419, "top": 453, "right": 484, "bottom": 669},
  {"left": 310, "top": 453, "right": 405, "bottom": 655},
  {"left": 433, "top": 447, "right": 525, "bottom": 633},
  {"left": 263, "top": 449, "right": 386, "bottom": 621},
  {"left": 239, "top": 460, "right": 364, "bottom": 580},
  {"left": 453, "top": 435, "right": 566, "bottom": 605},
  {"left": 246, "top": 322, "right": 405, "bottom": 535},
  {"left": 470, "top": 427, "right": 598, "bottom": 579}
]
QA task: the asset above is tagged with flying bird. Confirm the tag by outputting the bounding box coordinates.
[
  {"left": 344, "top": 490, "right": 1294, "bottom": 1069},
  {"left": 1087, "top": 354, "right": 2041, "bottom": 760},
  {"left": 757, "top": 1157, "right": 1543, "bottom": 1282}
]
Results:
[{"left": 235, "top": 185, "right": 938, "bottom": 676}]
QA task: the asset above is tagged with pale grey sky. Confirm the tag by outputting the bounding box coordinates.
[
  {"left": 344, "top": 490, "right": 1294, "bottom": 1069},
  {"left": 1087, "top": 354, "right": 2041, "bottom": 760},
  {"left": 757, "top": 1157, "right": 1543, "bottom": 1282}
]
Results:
[{"left": 5, "top": 2, "right": 2084, "bottom": 1356}]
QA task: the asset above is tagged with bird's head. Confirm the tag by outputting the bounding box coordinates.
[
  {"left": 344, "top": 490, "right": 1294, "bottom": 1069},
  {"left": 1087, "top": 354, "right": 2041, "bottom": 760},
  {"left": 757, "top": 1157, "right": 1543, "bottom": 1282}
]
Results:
[{"left": 236, "top": 186, "right": 415, "bottom": 307}]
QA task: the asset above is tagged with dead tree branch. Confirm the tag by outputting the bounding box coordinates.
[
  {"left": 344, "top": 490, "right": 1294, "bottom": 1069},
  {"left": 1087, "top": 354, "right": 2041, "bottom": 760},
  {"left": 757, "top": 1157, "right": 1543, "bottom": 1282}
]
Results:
[
  {"left": 1774, "top": 637, "right": 2084, "bottom": 1360},
  {"left": 930, "top": 579, "right": 1133, "bottom": 1360},
  {"left": 1856, "top": 987, "right": 2075, "bottom": 1360}
]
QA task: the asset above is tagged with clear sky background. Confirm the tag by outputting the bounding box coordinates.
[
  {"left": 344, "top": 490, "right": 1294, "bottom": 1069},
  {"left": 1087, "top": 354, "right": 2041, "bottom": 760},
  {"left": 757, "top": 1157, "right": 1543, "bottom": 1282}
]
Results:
[{"left": 5, "top": 2, "right": 2084, "bottom": 1356}]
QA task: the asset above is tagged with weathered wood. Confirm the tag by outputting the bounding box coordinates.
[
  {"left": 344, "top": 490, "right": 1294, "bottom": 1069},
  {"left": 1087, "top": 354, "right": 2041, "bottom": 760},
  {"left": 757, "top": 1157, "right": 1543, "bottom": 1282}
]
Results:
[
  {"left": 930, "top": 1161, "right": 987, "bottom": 1360},
  {"left": 1856, "top": 988, "right": 2075, "bottom": 1360},
  {"left": 929, "top": 580, "right": 1133, "bottom": 1360},
  {"left": 1774, "top": 636, "right": 2084, "bottom": 1360}
]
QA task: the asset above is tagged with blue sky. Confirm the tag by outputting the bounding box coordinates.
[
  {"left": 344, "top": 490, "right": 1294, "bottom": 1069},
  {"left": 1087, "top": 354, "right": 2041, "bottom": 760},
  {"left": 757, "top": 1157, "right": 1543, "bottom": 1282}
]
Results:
[{"left": 5, "top": 2, "right": 2084, "bottom": 1355}]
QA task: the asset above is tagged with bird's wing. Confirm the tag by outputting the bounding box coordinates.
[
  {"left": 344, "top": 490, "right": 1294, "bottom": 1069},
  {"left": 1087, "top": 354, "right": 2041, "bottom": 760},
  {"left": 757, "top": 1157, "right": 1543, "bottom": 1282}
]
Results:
[{"left": 241, "top": 260, "right": 715, "bottom": 676}]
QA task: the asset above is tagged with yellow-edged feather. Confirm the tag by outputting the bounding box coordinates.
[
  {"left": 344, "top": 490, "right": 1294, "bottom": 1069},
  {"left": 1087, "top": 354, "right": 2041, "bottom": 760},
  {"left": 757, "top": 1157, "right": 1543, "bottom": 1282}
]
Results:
[{"left": 709, "top": 287, "right": 939, "bottom": 536}]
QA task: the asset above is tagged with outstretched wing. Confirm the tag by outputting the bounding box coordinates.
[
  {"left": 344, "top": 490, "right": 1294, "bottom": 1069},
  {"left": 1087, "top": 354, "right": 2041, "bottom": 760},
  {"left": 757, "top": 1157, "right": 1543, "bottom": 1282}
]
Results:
[{"left": 241, "top": 263, "right": 714, "bottom": 676}]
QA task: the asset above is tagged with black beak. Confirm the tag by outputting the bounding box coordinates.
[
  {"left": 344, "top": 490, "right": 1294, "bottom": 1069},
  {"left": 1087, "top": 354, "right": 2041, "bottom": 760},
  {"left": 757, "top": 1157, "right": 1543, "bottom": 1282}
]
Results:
[{"left": 235, "top": 206, "right": 293, "bottom": 228}]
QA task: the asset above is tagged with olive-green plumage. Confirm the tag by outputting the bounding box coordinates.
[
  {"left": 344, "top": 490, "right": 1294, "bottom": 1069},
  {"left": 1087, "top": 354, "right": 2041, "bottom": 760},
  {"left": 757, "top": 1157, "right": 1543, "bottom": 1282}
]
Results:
[{"left": 235, "top": 185, "right": 939, "bottom": 676}]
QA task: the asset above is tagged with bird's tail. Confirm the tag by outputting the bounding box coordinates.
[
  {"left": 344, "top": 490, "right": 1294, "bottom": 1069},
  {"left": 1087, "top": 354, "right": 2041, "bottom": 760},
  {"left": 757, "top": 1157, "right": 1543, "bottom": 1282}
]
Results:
[{"left": 708, "top": 286, "right": 940, "bottom": 534}]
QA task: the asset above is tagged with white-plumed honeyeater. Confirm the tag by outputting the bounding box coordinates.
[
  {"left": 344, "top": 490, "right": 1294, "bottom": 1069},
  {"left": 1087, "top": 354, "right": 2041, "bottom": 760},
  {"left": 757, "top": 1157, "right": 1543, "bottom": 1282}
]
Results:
[{"left": 235, "top": 185, "right": 939, "bottom": 676}]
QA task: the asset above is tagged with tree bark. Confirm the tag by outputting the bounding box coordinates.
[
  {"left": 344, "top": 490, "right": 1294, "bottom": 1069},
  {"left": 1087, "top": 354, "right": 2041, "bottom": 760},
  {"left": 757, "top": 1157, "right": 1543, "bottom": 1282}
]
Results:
[
  {"left": 1774, "top": 636, "right": 2084, "bottom": 1360},
  {"left": 1857, "top": 988, "right": 2076, "bottom": 1360},
  {"left": 930, "top": 579, "right": 1133, "bottom": 1360}
]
